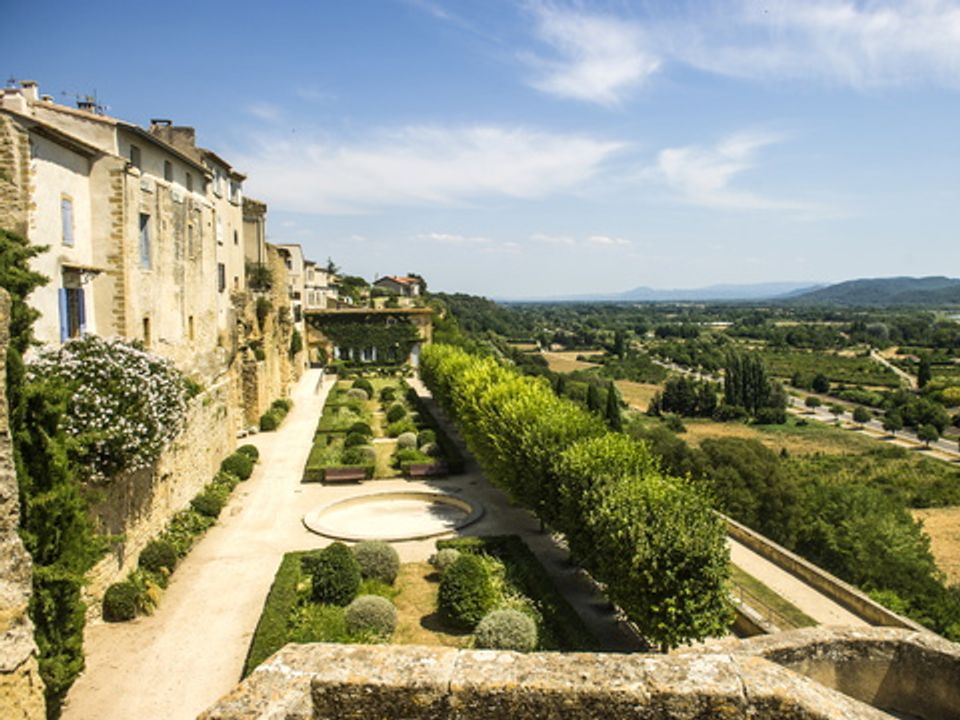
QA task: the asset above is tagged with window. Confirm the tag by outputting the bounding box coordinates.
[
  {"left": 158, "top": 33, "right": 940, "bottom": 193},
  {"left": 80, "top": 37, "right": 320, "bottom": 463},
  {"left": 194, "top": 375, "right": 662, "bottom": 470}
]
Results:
[
  {"left": 61, "top": 196, "right": 74, "bottom": 246},
  {"left": 217, "top": 262, "right": 226, "bottom": 292},
  {"left": 164, "top": 160, "right": 173, "bottom": 182},
  {"left": 142, "top": 317, "right": 151, "bottom": 348},
  {"left": 188, "top": 315, "right": 195, "bottom": 341},
  {"left": 233, "top": 275, "right": 239, "bottom": 290},
  {"left": 130, "top": 144, "right": 141, "bottom": 169},
  {"left": 187, "top": 224, "right": 194, "bottom": 257},
  {"left": 186, "top": 172, "right": 193, "bottom": 192},
  {"left": 233, "top": 229, "right": 238, "bottom": 245},
  {"left": 58, "top": 287, "right": 85, "bottom": 341},
  {"left": 139, "top": 214, "right": 151, "bottom": 268}
]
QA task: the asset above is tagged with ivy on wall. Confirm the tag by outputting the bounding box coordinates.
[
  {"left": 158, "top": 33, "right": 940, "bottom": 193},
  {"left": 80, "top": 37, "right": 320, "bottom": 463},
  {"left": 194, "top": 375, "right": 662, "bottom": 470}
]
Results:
[{"left": 308, "top": 316, "right": 420, "bottom": 365}]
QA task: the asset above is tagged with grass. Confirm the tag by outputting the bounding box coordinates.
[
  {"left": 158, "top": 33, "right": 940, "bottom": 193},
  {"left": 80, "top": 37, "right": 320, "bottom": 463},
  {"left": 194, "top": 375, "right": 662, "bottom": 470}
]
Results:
[
  {"left": 373, "top": 440, "right": 398, "bottom": 478},
  {"left": 912, "top": 507, "right": 960, "bottom": 586},
  {"left": 391, "top": 563, "right": 470, "bottom": 647},
  {"left": 614, "top": 380, "right": 662, "bottom": 412},
  {"left": 541, "top": 350, "right": 600, "bottom": 374},
  {"left": 729, "top": 565, "right": 817, "bottom": 630}
]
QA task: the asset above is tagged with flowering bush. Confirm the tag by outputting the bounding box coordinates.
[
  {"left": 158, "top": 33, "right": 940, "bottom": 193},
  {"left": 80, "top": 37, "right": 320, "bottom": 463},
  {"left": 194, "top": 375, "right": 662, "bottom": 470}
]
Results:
[{"left": 28, "top": 336, "right": 189, "bottom": 481}]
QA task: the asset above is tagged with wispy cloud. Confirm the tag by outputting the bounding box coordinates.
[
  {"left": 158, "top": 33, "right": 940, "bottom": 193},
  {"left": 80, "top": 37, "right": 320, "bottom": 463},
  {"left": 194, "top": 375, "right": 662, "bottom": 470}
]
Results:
[
  {"left": 654, "top": 131, "right": 805, "bottom": 210},
  {"left": 418, "top": 232, "right": 490, "bottom": 245},
  {"left": 530, "top": 232, "right": 629, "bottom": 247},
  {"left": 677, "top": 0, "right": 960, "bottom": 88},
  {"left": 586, "top": 234, "right": 630, "bottom": 246},
  {"left": 235, "top": 125, "right": 623, "bottom": 214},
  {"left": 245, "top": 102, "right": 283, "bottom": 122},
  {"left": 524, "top": 2, "right": 660, "bottom": 105},
  {"left": 530, "top": 232, "right": 575, "bottom": 246}
]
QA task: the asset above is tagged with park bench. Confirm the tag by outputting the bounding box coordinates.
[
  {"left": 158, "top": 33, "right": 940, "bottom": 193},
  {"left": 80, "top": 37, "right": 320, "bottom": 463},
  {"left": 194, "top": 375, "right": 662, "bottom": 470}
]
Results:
[
  {"left": 406, "top": 462, "right": 448, "bottom": 478},
  {"left": 323, "top": 467, "right": 368, "bottom": 483}
]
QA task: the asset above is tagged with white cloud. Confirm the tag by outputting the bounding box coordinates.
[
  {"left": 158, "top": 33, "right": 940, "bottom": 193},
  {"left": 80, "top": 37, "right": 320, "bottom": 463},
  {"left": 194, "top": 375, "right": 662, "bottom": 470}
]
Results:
[
  {"left": 418, "top": 232, "right": 490, "bottom": 245},
  {"left": 235, "top": 125, "right": 623, "bottom": 214},
  {"left": 525, "top": 2, "right": 660, "bottom": 105},
  {"left": 654, "top": 131, "right": 807, "bottom": 210},
  {"left": 245, "top": 102, "right": 282, "bottom": 122}
]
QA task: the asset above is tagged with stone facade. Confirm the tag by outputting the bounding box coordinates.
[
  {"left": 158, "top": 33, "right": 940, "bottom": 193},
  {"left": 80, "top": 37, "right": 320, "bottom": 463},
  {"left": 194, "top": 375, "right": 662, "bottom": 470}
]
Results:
[
  {"left": 201, "top": 628, "right": 960, "bottom": 720},
  {"left": 0, "top": 290, "right": 45, "bottom": 719}
]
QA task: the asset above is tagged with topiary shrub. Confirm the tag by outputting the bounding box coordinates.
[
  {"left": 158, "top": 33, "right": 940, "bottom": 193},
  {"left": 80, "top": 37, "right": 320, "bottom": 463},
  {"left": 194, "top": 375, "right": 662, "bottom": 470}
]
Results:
[
  {"left": 237, "top": 444, "right": 260, "bottom": 461},
  {"left": 348, "top": 421, "right": 373, "bottom": 438},
  {"left": 306, "top": 542, "right": 362, "bottom": 606},
  {"left": 387, "top": 419, "right": 418, "bottom": 437},
  {"left": 417, "top": 429, "right": 436, "bottom": 447},
  {"left": 344, "top": 595, "right": 397, "bottom": 638},
  {"left": 342, "top": 445, "right": 376, "bottom": 465},
  {"left": 344, "top": 432, "right": 368, "bottom": 449},
  {"left": 352, "top": 378, "right": 374, "bottom": 395},
  {"left": 272, "top": 398, "right": 292, "bottom": 413},
  {"left": 346, "top": 388, "right": 369, "bottom": 401},
  {"left": 420, "top": 441, "right": 440, "bottom": 458},
  {"left": 379, "top": 386, "right": 396, "bottom": 403},
  {"left": 220, "top": 452, "right": 254, "bottom": 480},
  {"left": 438, "top": 554, "right": 496, "bottom": 629},
  {"left": 259, "top": 411, "right": 280, "bottom": 431},
  {"left": 429, "top": 548, "right": 461, "bottom": 575},
  {"left": 474, "top": 609, "right": 538, "bottom": 652},
  {"left": 351, "top": 541, "right": 400, "bottom": 585},
  {"left": 191, "top": 491, "right": 224, "bottom": 518},
  {"left": 396, "top": 431, "right": 418, "bottom": 450},
  {"left": 138, "top": 539, "right": 178, "bottom": 575},
  {"left": 103, "top": 581, "right": 139, "bottom": 622},
  {"left": 386, "top": 403, "right": 407, "bottom": 423}
]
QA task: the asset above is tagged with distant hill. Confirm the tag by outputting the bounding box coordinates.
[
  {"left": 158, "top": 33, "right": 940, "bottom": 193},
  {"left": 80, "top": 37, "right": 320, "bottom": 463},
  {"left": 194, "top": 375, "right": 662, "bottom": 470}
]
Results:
[
  {"left": 502, "top": 281, "right": 819, "bottom": 303},
  {"left": 785, "top": 276, "right": 960, "bottom": 307}
]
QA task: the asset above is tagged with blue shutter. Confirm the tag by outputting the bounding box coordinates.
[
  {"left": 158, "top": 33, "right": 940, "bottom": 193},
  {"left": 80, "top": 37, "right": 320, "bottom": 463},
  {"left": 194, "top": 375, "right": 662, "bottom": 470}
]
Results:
[
  {"left": 58, "top": 288, "right": 69, "bottom": 342},
  {"left": 77, "top": 288, "right": 87, "bottom": 335}
]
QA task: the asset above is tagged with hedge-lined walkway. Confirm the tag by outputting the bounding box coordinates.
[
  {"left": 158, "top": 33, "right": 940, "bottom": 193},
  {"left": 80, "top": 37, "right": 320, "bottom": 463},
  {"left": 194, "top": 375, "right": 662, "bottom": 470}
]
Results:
[{"left": 62, "top": 370, "right": 333, "bottom": 720}]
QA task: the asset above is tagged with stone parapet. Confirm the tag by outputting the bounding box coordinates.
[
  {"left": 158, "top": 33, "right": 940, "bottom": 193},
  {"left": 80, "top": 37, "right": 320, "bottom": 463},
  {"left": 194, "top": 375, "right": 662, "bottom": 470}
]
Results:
[{"left": 199, "top": 627, "right": 960, "bottom": 720}]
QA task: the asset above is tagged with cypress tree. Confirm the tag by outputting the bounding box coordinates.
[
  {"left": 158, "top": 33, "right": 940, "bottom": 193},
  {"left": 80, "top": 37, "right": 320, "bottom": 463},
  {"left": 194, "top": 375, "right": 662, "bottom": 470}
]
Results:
[
  {"left": 587, "top": 383, "right": 602, "bottom": 414},
  {"left": 605, "top": 382, "right": 623, "bottom": 431}
]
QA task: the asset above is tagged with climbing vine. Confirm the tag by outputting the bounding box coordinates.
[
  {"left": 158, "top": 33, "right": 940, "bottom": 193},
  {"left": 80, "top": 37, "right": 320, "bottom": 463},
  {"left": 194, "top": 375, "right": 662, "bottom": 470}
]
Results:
[{"left": 309, "top": 317, "right": 420, "bottom": 365}]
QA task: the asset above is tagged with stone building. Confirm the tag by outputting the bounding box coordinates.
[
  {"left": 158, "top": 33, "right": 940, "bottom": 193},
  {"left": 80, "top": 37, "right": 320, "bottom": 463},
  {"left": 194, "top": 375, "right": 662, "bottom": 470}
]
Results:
[{"left": 303, "top": 260, "right": 338, "bottom": 310}]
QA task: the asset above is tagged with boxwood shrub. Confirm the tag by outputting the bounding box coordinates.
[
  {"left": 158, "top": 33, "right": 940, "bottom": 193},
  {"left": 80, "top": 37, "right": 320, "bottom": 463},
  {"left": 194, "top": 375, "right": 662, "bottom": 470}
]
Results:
[
  {"left": 221, "top": 452, "right": 254, "bottom": 480},
  {"left": 138, "top": 539, "right": 178, "bottom": 575},
  {"left": 437, "top": 554, "right": 496, "bottom": 629},
  {"left": 379, "top": 386, "right": 396, "bottom": 403},
  {"left": 386, "top": 403, "right": 407, "bottom": 423},
  {"left": 259, "top": 411, "right": 280, "bottom": 431},
  {"left": 305, "top": 542, "right": 362, "bottom": 606},
  {"left": 344, "top": 432, "right": 368, "bottom": 449},
  {"left": 348, "top": 421, "right": 373, "bottom": 437},
  {"left": 344, "top": 595, "right": 397, "bottom": 638},
  {"left": 237, "top": 444, "right": 260, "bottom": 461},
  {"left": 352, "top": 378, "right": 374, "bottom": 396},
  {"left": 191, "top": 491, "right": 224, "bottom": 518},
  {"left": 474, "top": 609, "right": 538, "bottom": 652},
  {"left": 103, "top": 581, "right": 139, "bottom": 622}
]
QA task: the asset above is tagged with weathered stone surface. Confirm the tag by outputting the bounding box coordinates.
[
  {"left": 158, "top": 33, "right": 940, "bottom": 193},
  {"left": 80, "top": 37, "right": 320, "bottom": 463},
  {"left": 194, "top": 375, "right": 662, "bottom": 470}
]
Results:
[{"left": 0, "top": 289, "right": 46, "bottom": 718}]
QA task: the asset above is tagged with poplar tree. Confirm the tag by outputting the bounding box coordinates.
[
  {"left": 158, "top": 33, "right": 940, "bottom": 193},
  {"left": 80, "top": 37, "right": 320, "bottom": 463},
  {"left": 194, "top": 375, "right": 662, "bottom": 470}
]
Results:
[{"left": 605, "top": 382, "right": 623, "bottom": 431}]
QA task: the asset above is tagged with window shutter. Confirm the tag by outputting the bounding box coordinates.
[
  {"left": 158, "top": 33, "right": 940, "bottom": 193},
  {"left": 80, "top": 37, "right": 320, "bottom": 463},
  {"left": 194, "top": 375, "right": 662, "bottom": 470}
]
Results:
[
  {"left": 58, "top": 288, "right": 69, "bottom": 342},
  {"left": 78, "top": 288, "right": 87, "bottom": 335}
]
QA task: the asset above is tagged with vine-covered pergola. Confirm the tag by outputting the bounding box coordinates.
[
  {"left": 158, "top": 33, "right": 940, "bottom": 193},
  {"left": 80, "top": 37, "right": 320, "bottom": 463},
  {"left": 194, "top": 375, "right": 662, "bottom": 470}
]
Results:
[{"left": 304, "top": 307, "right": 433, "bottom": 367}]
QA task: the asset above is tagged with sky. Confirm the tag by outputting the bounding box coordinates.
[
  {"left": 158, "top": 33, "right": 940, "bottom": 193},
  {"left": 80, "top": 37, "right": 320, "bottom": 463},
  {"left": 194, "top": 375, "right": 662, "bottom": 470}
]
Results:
[{"left": 6, "top": 0, "right": 960, "bottom": 297}]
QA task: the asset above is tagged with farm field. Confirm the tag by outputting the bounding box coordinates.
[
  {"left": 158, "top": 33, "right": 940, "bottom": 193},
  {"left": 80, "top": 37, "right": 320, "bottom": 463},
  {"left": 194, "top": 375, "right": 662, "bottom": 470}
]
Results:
[
  {"left": 913, "top": 507, "right": 960, "bottom": 586},
  {"left": 541, "top": 350, "right": 600, "bottom": 374},
  {"left": 615, "top": 380, "right": 662, "bottom": 412}
]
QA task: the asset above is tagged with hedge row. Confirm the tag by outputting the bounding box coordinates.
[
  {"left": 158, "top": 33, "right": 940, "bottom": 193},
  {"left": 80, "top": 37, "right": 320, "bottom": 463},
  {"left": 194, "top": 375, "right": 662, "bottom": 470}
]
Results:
[
  {"left": 400, "top": 382, "right": 465, "bottom": 473},
  {"left": 260, "top": 397, "right": 293, "bottom": 431},
  {"left": 103, "top": 448, "right": 257, "bottom": 621},
  {"left": 421, "top": 344, "right": 732, "bottom": 650}
]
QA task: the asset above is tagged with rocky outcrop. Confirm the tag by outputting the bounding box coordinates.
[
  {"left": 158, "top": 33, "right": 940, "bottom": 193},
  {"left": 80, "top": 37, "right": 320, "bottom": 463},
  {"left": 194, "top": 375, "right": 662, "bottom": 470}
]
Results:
[
  {"left": 199, "top": 626, "right": 960, "bottom": 720},
  {"left": 0, "top": 289, "right": 45, "bottom": 719}
]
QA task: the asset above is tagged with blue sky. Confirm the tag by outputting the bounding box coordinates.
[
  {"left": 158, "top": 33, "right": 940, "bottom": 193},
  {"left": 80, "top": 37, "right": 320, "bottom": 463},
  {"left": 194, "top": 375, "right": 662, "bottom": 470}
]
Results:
[{"left": 7, "top": 1, "right": 960, "bottom": 297}]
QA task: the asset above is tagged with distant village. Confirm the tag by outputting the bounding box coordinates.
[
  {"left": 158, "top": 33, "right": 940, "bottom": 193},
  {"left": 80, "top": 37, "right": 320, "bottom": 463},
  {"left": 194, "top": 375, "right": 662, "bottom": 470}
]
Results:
[{"left": 0, "top": 79, "right": 431, "bottom": 425}]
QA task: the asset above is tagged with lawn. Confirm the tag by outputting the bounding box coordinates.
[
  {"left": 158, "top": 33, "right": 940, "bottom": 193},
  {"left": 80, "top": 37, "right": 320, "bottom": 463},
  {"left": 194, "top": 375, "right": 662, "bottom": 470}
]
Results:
[{"left": 730, "top": 565, "right": 817, "bottom": 631}]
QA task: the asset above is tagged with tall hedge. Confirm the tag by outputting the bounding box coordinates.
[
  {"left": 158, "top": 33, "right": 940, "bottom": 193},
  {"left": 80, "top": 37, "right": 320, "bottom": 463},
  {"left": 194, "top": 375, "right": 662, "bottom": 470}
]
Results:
[{"left": 420, "top": 344, "right": 731, "bottom": 650}]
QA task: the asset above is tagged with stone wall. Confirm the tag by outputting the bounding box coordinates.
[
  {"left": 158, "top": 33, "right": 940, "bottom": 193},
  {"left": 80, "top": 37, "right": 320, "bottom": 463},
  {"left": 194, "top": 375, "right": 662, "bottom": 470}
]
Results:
[
  {"left": 0, "top": 115, "right": 30, "bottom": 238},
  {"left": 83, "top": 370, "right": 238, "bottom": 618},
  {"left": 0, "top": 289, "right": 46, "bottom": 719},
  {"left": 201, "top": 628, "right": 960, "bottom": 720}
]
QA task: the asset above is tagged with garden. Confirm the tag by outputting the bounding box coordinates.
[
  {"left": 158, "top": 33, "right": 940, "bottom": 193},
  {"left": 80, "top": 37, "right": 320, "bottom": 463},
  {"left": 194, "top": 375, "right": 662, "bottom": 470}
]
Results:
[
  {"left": 302, "top": 376, "right": 463, "bottom": 482},
  {"left": 243, "top": 535, "right": 596, "bottom": 676}
]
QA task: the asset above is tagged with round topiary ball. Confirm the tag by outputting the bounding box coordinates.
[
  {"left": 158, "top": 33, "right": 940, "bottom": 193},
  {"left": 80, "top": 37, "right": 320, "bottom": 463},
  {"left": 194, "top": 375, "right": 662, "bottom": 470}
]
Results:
[
  {"left": 221, "top": 452, "right": 254, "bottom": 480},
  {"left": 417, "top": 429, "right": 436, "bottom": 447},
  {"left": 237, "top": 444, "right": 260, "bottom": 461},
  {"left": 429, "top": 548, "right": 461, "bottom": 575},
  {"left": 346, "top": 388, "right": 369, "bottom": 401},
  {"left": 138, "top": 539, "right": 178, "bottom": 575},
  {"left": 352, "top": 378, "right": 374, "bottom": 395},
  {"left": 351, "top": 541, "right": 400, "bottom": 585},
  {"left": 103, "top": 581, "right": 139, "bottom": 622},
  {"left": 344, "top": 595, "right": 397, "bottom": 638},
  {"left": 379, "top": 386, "right": 396, "bottom": 403},
  {"left": 474, "top": 609, "right": 538, "bottom": 652},
  {"left": 420, "top": 442, "right": 440, "bottom": 458},
  {"left": 306, "top": 542, "right": 362, "bottom": 605},
  {"left": 348, "top": 421, "right": 373, "bottom": 438},
  {"left": 344, "top": 432, "right": 368, "bottom": 448},
  {"left": 438, "top": 554, "right": 496, "bottom": 629},
  {"left": 386, "top": 403, "right": 407, "bottom": 423},
  {"left": 341, "top": 445, "right": 376, "bottom": 465},
  {"left": 396, "top": 432, "right": 418, "bottom": 450}
]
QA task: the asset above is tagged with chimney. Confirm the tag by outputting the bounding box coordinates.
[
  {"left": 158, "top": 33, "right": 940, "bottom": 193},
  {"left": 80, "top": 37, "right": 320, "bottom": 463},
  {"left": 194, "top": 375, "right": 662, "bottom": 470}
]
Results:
[
  {"left": 148, "top": 121, "right": 197, "bottom": 154},
  {"left": 20, "top": 80, "right": 39, "bottom": 102},
  {"left": 40, "top": 94, "right": 54, "bottom": 102}
]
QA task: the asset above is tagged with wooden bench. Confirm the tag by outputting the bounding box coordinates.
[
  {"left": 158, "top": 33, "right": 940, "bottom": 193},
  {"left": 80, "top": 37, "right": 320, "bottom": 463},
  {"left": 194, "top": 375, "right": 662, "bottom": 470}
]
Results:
[
  {"left": 406, "top": 463, "right": 448, "bottom": 478},
  {"left": 323, "top": 467, "right": 368, "bottom": 483}
]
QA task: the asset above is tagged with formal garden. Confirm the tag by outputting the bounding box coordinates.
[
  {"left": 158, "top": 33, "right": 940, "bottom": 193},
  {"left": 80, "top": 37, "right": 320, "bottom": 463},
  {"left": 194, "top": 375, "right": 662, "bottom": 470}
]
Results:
[
  {"left": 243, "top": 535, "right": 596, "bottom": 676},
  {"left": 302, "top": 377, "right": 463, "bottom": 482}
]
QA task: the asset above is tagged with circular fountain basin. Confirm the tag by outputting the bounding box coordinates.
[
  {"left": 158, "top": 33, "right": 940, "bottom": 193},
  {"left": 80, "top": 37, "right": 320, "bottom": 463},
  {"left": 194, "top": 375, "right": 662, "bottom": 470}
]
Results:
[{"left": 303, "top": 490, "right": 483, "bottom": 542}]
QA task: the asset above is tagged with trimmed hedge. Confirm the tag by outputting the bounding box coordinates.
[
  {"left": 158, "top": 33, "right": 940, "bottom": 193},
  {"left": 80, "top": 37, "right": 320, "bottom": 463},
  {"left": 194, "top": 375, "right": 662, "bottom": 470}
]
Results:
[
  {"left": 401, "top": 384, "right": 465, "bottom": 473},
  {"left": 103, "top": 582, "right": 139, "bottom": 622},
  {"left": 237, "top": 444, "right": 260, "bottom": 461},
  {"left": 190, "top": 491, "right": 224, "bottom": 518},
  {"left": 221, "top": 452, "right": 254, "bottom": 480},
  {"left": 243, "top": 552, "right": 306, "bottom": 676},
  {"left": 260, "top": 398, "right": 292, "bottom": 431}
]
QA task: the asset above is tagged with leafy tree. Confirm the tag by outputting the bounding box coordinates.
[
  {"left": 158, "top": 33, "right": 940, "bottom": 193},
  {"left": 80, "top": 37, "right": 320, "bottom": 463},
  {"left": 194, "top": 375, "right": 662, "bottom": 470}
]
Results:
[
  {"left": 811, "top": 372, "right": 830, "bottom": 394},
  {"left": 604, "top": 382, "right": 623, "bottom": 431},
  {"left": 883, "top": 410, "right": 903, "bottom": 436},
  {"left": 0, "top": 228, "right": 47, "bottom": 354},
  {"left": 917, "top": 424, "right": 939, "bottom": 447},
  {"left": 918, "top": 356, "right": 932, "bottom": 389},
  {"left": 852, "top": 406, "right": 871, "bottom": 426},
  {"left": 586, "top": 383, "right": 602, "bottom": 414},
  {"left": 612, "top": 328, "right": 627, "bottom": 359},
  {"left": 829, "top": 403, "right": 845, "bottom": 421},
  {"left": 805, "top": 395, "right": 821, "bottom": 409},
  {"left": 723, "top": 352, "right": 779, "bottom": 417}
]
